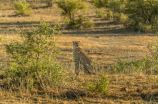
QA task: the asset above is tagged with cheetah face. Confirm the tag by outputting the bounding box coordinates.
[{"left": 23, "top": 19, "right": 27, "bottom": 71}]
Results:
[{"left": 73, "top": 41, "right": 80, "bottom": 48}]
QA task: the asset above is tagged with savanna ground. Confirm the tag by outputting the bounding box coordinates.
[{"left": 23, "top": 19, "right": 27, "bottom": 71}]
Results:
[{"left": 0, "top": 1, "right": 158, "bottom": 104}]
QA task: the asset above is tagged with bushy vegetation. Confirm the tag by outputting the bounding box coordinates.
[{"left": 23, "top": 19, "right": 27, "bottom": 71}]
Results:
[
  {"left": 67, "top": 15, "right": 94, "bottom": 29},
  {"left": 58, "top": 0, "right": 94, "bottom": 29},
  {"left": 92, "top": 0, "right": 158, "bottom": 32},
  {"left": 91, "top": 0, "right": 108, "bottom": 8},
  {"left": 58, "top": 0, "right": 87, "bottom": 21},
  {"left": 4, "top": 22, "right": 63, "bottom": 90},
  {"left": 124, "top": 0, "right": 158, "bottom": 32},
  {"left": 96, "top": 9, "right": 108, "bottom": 19},
  {"left": 88, "top": 74, "right": 109, "bottom": 95},
  {"left": 13, "top": 0, "right": 32, "bottom": 16}
]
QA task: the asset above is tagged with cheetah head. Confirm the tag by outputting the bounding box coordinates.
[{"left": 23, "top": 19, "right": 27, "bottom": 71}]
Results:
[{"left": 73, "top": 41, "right": 80, "bottom": 48}]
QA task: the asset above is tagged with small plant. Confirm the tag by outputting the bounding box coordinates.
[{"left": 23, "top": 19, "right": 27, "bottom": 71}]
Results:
[
  {"left": 5, "top": 22, "right": 63, "bottom": 90},
  {"left": 13, "top": 0, "right": 32, "bottom": 16},
  {"left": 0, "top": 37, "right": 4, "bottom": 42},
  {"left": 88, "top": 74, "right": 109, "bottom": 95}
]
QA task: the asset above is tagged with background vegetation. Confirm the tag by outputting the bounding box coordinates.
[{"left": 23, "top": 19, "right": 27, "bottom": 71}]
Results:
[{"left": 92, "top": 0, "right": 158, "bottom": 32}]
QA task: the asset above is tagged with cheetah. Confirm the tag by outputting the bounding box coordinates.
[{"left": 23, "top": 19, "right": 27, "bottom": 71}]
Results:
[{"left": 73, "top": 41, "right": 95, "bottom": 75}]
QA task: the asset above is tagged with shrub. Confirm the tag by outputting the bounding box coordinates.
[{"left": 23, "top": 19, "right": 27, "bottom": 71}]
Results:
[
  {"left": 82, "top": 19, "right": 94, "bottom": 28},
  {"left": 92, "top": 0, "right": 158, "bottom": 32},
  {"left": 113, "top": 13, "right": 128, "bottom": 23},
  {"left": 5, "top": 22, "right": 63, "bottom": 90},
  {"left": 96, "top": 9, "right": 108, "bottom": 18},
  {"left": 93, "top": 0, "right": 125, "bottom": 21},
  {"left": 108, "top": 0, "right": 126, "bottom": 13},
  {"left": 88, "top": 74, "right": 109, "bottom": 95},
  {"left": 91, "top": 0, "right": 108, "bottom": 8},
  {"left": 124, "top": 0, "right": 158, "bottom": 31},
  {"left": 67, "top": 15, "right": 94, "bottom": 29},
  {"left": 13, "top": 0, "right": 32, "bottom": 16},
  {"left": 57, "top": 0, "right": 87, "bottom": 28}
]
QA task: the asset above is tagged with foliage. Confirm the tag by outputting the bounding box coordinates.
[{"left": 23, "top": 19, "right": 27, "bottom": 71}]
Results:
[
  {"left": 82, "top": 18, "right": 94, "bottom": 28},
  {"left": 124, "top": 0, "right": 158, "bottom": 31},
  {"left": 13, "top": 0, "right": 32, "bottom": 16},
  {"left": 96, "top": 9, "right": 107, "bottom": 18},
  {"left": 5, "top": 22, "right": 63, "bottom": 90},
  {"left": 108, "top": 0, "right": 126, "bottom": 13},
  {"left": 88, "top": 74, "right": 109, "bottom": 95},
  {"left": 58, "top": 0, "right": 87, "bottom": 21},
  {"left": 58, "top": 0, "right": 88, "bottom": 29},
  {"left": 0, "top": 38, "right": 4, "bottom": 42},
  {"left": 67, "top": 15, "right": 94, "bottom": 29},
  {"left": 92, "top": 0, "right": 126, "bottom": 21},
  {"left": 113, "top": 13, "right": 128, "bottom": 23},
  {"left": 91, "top": 0, "right": 109, "bottom": 8},
  {"left": 92, "top": 0, "right": 158, "bottom": 32}
]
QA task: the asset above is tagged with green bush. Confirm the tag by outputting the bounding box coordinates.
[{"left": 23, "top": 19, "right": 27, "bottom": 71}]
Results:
[
  {"left": 58, "top": 0, "right": 87, "bottom": 28},
  {"left": 91, "top": 0, "right": 108, "bottom": 8},
  {"left": 96, "top": 9, "right": 107, "bottom": 18},
  {"left": 108, "top": 0, "right": 126, "bottom": 13},
  {"left": 124, "top": 0, "right": 158, "bottom": 31},
  {"left": 92, "top": 0, "right": 158, "bottom": 32},
  {"left": 13, "top": 0, "right": 32, "bottom": 16},
  {"left": 67, "top": 15, "right": 94, "bottom": 29},
  {"left": 82, "top": 19, "right": 94, "bottom": 28},
  {"left": 5, "top": 22, "right": 63, "bottom": 90},
  {"left": 113, "top": 13, "right": 128, "bottom": 23},
  {"left": 88, "top": 74, "right": 109, "bottom": 95},
  {"left": 93, "top": 0, "right": 125, "bottom": 21}
]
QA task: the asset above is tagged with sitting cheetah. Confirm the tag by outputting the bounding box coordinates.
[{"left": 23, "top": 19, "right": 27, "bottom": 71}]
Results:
[{"left": 73, "top": 41, "right": 95, "bottom": 75}]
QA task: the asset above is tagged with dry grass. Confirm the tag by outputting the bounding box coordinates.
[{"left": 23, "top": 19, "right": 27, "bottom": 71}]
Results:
[{"left": 0, "top": 1, "right": 158, "bottom": 103}]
